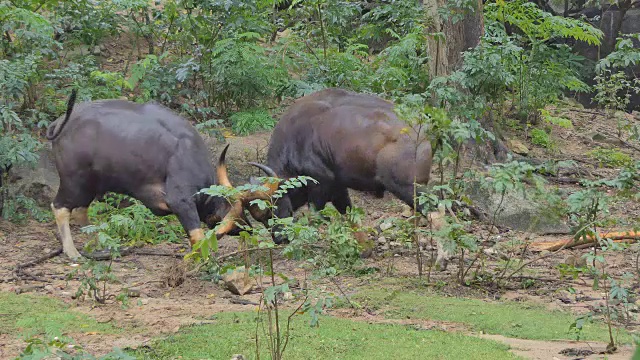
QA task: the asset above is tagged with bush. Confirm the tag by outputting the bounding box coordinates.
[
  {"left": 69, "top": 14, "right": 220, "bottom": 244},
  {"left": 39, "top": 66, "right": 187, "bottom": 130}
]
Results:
[
  {"left": 230, "top": 109, "right": 277, "bottom": 136},
  {"left": 586, "top": 147, "right": 633, "bottom": 168},
  {"left": 530, "top": 128, "right": 553, "bottom": 149}
]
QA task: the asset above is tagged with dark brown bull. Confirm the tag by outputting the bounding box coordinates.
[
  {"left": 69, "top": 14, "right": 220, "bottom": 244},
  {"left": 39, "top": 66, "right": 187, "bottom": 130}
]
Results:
[
  {"left": 47, "top": 90, "right": 265, "bottom": 259},
  {"left": 247, "top": 88, "right": 434, "bottom": 244}
]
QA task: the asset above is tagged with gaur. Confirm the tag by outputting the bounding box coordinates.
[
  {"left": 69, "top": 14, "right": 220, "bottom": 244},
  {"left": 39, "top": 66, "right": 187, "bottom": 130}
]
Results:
[
  {"left": 47, "top": 90, "right": 267, "bottom": 259},
  {"left": 246, "top": 88, "right": 434, "bottom": 244}
]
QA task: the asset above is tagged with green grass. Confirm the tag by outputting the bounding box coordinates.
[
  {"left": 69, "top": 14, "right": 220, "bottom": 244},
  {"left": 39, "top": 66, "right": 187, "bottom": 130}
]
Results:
[
  {"left": 0, "top": 292, "right": 118, "bottom": 338},
  {"left": 131, "top": 312, "right": 521, "bottom": 360},
  {"left": 351, "top": 283, "right": 631, "bottom": 343}
]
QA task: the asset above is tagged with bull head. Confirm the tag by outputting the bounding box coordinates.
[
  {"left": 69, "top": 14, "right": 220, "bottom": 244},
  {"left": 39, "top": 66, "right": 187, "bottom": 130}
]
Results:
[{"left": 209, "top": 151, "right": 281, "bottom": 239}]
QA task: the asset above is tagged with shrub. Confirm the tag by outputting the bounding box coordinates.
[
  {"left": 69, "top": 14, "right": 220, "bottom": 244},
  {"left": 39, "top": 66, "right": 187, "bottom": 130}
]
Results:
[
  {"left": 530, "top": 128, "right": 553, "bottom": 149},
  {"left": 586, "top": 147, "right": 633, "bottom": 168},
  {"left": 229, "top": 109, "right": 277, "bottom": 136}
]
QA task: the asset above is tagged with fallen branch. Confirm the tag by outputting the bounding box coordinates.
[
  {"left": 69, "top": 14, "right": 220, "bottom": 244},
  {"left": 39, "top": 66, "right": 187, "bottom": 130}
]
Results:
[
  {"left": 529, "top": 231, "right": 640, "bottom": 252},
  {"left": 216, "top": 246, "right": 286, "bottom": 262},
  {"left": 132, "top": 249, "right": 184, "bottom": 258},
  {"left": 15, "top": 248, "right": 63, "bottom": 271}
]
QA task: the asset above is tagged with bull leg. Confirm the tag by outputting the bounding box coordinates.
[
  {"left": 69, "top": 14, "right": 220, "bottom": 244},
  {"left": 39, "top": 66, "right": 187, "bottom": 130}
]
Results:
[
  {"left": 51, "top": 203, "right": 82, "bottom": 260},
  {"left": 71, "top": 207, "right": 90, "bottom": 226},
  {"left": 330, "top": 186, "right": 351, "bottom": 214},
  {"left": 166, "top": 194, "right": 204, "bottom": 247}
]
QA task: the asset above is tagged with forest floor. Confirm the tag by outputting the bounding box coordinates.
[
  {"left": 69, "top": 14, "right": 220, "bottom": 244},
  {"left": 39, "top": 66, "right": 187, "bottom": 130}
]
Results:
[
  {"left": 1, "top": 105, "right": 640, "bottom": 359},
  {"left": 1, "top": 28, "right": 640, "bottom": 360}
]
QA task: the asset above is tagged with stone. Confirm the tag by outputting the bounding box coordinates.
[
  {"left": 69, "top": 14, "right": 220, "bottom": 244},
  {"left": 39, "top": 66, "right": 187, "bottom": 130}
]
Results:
[
  {"left": 377, "top": 236, "right": 387, "bottom": 244},
  {"left": 590, "top": 132, "right": 622, "bottom": 145},
  {"left": 9, "top": 145, "right": 59, "bottom": 207},
  {"left": 222, "top": 269, "right": 254, "bottom": 296},
  {"left": 231, "top": 355, "right": 246, "bottom": 360},
  {"left": 401, "top": 204, "right": 414, "bottom": 218},
  {"left": 507, "top": 139, "right": 529, "bottom": 156},
  {"left": 92, "top": 45, "right": 101, "bottom": 56},
  {"left": 467, "top": 180, "right": 571, "bottom": 235},
  {"left": 126, "top": 287, "right": 141, "bottom": 298},
  {"left": 389, "top": 241, "right": 400, "bottom": 247},
  {"left": 379, "top": 221, "right": 393, "bottom": 231}
]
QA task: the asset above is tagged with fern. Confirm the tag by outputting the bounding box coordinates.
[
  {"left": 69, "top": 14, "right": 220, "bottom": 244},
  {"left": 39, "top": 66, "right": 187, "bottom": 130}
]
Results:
[{"left": 486, "top": 0, "right": 603, "bottom": 45}]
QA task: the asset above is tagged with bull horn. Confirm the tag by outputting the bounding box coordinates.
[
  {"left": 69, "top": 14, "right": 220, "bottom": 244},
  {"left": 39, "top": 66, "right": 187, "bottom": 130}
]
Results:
[
  {"left": 217, "top": 144, "right": 232, "bottom": 188},
  {"left": 214, "top": 200, "right": 243, "bottom": 238},
  {"left": 246, "top": 162, "right": 280, "bottom": 196},
  {"left": 248, "top": 162, "right": 278, "bottom": 177}
]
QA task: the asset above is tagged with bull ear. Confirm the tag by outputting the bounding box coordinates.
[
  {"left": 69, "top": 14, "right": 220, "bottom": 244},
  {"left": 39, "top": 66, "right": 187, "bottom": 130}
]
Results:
[{"left": 217, "top": 144, "right": 232, "bottom": 188}]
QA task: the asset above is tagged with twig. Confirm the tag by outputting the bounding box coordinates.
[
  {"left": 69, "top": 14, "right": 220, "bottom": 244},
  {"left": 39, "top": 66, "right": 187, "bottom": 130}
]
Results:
[
  {"left": 229, "top": 298, "right": 259, "bottom": 306},
  {"left": 132, "top": 249, "right": 184, "bottom": 258},
  {"left": 15, "top": 248, "right": 62, "bottom": 271},
  {"left": 330, "top": 277, "right": 355, "bottom": 309},
  {"left": 216, "top": 246, "right": 286, "bottom": 262}
]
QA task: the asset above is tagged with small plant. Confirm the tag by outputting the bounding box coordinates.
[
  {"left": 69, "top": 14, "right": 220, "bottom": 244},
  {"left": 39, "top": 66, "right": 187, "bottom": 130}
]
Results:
[
  {"left": 87, "top": 194, "right": 183, "bottom": 245},
  {"left": 530, "top": 128, "right": 554, "bottom": 149},
  {"left": 586, "top": 147, "right": 633, "bottom": 168},
  {"left": 229, "top": 108, "right": 277, "bottom": 136},
  {"left": 17, "top": 335, "right": 134, "bottom": 360}
]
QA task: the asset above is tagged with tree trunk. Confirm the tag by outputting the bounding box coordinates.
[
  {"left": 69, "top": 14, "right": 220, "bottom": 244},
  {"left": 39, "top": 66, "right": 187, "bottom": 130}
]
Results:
[
  {"left": 422, "top": 0, "right": 509, "bottom": 163},
  {"left": 423, "top": 0, "right": 484, "bottom": 77}
]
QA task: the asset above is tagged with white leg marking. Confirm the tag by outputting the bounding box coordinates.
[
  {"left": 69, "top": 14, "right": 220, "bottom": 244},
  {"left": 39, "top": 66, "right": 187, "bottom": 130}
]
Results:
[
  {"left": 52, "top": 203, "right": 82, "bottom": 260},
  {"left": 189, "top": 228, "right": 205, "bottom": 246}
]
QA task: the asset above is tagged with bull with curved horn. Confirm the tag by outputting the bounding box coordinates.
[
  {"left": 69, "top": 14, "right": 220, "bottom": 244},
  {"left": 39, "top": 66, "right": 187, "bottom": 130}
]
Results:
[{"left": 240, "top": 88, "right": 434, "bottom": 246}]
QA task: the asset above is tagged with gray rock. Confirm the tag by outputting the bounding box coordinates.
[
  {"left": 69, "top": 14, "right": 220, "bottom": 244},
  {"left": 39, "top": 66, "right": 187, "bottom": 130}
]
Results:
[
  {"left": 467, "top": 181, "right": 571, "bottom": 235},
  {"left": 377, "top": 236, "right": 387, "bottom": 244},
  {"left": 9, "top": 145, "right": 59, "bottom": 207},
  {"left": 92, "top": 45, "right": 101, "bottom": 56},
  {"left": 379, "top": 221, "right": 393, "bottom": 231}
]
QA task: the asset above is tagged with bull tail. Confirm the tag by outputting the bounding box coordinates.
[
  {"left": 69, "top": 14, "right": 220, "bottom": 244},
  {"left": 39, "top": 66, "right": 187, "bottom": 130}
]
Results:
[{"left": 46, "top": 88, "right": 78, "bottom": 141}]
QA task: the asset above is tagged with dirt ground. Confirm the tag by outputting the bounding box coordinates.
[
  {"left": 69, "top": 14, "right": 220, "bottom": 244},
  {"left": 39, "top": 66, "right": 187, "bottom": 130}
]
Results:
[
  {"left": 0, "top": 178, "right": 638, "bottom": 360},
  {"left": 2, "top": 85, "right": 640, "bottom": 360}
]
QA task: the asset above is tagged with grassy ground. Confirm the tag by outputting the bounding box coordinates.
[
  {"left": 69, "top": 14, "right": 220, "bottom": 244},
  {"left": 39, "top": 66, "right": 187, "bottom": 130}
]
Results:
[
  {"left": 130, "top": 312, "right": 521, "bottom": 360},
  {"left": 0, "top": 292, "right": 118, "bottom": 339},
  {"left": 349, "top": 280, "right": 632, "bottom": 344}
]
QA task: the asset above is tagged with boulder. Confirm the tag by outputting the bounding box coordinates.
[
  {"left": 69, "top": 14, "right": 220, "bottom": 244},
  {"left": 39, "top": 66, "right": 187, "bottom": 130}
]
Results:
[
  {"left": 507, "top": 139, "right": 529, "bottom": 156},
  {"left": 9, "top": 144, "right": 59, "bottom": 207},
  {"left": 467, "top": 181, "right": 571, "bottom": 235}
]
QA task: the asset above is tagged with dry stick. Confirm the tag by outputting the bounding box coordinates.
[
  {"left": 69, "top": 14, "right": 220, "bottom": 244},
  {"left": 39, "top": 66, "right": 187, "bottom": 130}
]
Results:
[
  {"left": 529, "top": 231, "right": 640, "bottom": 252},
  {"left": 281, "top": 293, "right": 309, "bottom": 355},
  {"left": 217, "top": 246, "right": 286, "bottom": 262},
  {"left": 504, "top": 239, "right": 576, "bottom": 283},
  {"left": 331, "top": 277, "right": 356, "bottom": 309},
  {"left": 15, "top": 247, "right": 63, "bottom": 271}
]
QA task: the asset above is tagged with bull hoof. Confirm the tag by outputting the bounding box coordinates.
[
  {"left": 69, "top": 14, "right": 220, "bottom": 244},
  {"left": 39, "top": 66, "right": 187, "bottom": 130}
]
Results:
[{"left": 63, "top": 248, "right": 83, "bottom": 261}]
